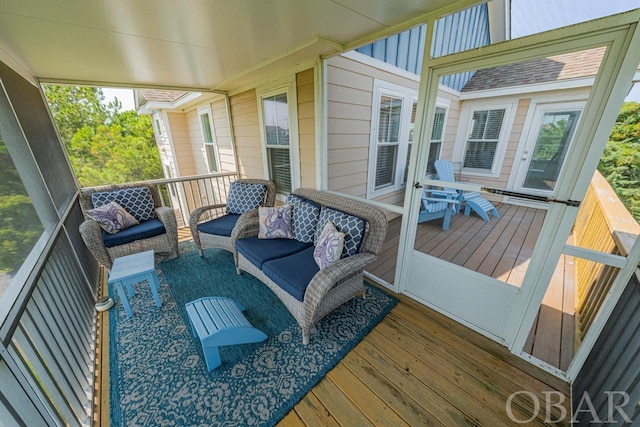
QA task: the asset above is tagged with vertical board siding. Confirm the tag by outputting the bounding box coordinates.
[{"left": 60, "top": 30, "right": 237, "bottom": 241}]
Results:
[
  {"left": 230, "top": 89, "right": 264, "bottom": 179},
  {"left": 356, "top": 4, "right": 490, "bottom": 90},
  {"left": 296, "top": 69, "right": 316, "bottom": 188},
  {"left": 572, "top": 275, "right": 640, "bottom": 424}
]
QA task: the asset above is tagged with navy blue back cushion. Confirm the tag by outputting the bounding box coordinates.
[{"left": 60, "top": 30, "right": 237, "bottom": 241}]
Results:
[
  {"left": 92, "top": 187, "right": 155, "bottom": 222},
  {"left": 286, "top": 194, "right": 321, "bottom": 243},
  {"left": 262, "top": 247, "right": 319, "bottom": 302},
  {"left": 197, "top": 214, "right": 241, "bottom": 237},
  {"left": 315, "top": 207, "right": 366, "bottom": 257},
  {"left": 226, "top": 182, "right": 267, "bottom": 214}
]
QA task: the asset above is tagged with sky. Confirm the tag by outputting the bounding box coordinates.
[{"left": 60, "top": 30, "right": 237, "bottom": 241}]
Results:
[{"left": 101, "top": 1, "right": 640, "bottom": 108}]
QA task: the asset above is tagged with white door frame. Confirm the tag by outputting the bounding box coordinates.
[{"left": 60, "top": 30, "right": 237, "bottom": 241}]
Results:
[{"left": 395, "top": 10, "right": 640, "bottom": 376}]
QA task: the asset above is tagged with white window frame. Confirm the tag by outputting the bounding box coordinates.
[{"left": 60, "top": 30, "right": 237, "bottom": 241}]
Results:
[
  {"left": 453, "top": 100, "right": 517, "bottom": 178},
  {"left": 425, "top": 102, "right": 450, "bottom": 177},
  {"left": 153, "top": 113, "right": 163, "bottom": 137},
  {"left": 257, "top": 82, "right": 300, "bottom": 197},
  {"left": 367, "top": 80, "right": 418, "bottom": 198},
  {"left": 198, "top": 106, "right": 220, "bottom": 174}
]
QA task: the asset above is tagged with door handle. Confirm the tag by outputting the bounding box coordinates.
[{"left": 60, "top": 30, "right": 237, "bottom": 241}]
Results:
[{"left": 414, "top": 182, "right": 422, "bottom": 189}]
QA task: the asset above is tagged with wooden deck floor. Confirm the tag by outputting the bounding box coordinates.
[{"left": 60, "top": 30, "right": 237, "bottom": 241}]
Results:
[
  {"left": 280, "top": 290, "right": 570, "bottom": 426},
  {"left": 93, "top": 230, "right": 571, "bottom": 426},
  {"left": 365, "top": 203, "right": 576, "bottom": 371}
]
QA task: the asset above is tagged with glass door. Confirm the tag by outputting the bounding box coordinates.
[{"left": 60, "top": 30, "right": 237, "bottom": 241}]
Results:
[{"left": 514, "top": 103, "right": 583, "bottom": 194}]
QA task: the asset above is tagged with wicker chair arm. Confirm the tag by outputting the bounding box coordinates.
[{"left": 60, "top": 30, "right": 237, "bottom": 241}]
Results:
[
  {"left": 230, "top": 209, "right": 260, "bottom": 245},
  {"left": 188, "top": 203, "right": 227, "bottom": 247},
  {"left": 155, "top": 206, "right": 179, "bottom": 257},
  {"left": 79, "top": 220, "right": 113, "bottom": 270},
  {"left": 303, "top": 251, "right": 376, "bottom": 323}
]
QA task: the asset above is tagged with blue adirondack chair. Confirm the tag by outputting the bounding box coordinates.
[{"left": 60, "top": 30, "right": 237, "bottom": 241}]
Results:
[
  {"left": 418, "top": 189, "right": 459, "bottom": 230},
  {"left": 434, "top": 159, "right": 499, "bottom": 222}
]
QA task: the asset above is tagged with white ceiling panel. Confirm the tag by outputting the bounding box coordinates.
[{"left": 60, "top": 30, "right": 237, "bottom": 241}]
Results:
[{"left": 0, "top": 0, "right": 465, "bottom": 90}]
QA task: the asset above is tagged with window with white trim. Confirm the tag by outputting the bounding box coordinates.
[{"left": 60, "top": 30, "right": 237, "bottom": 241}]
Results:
[
  {"left": 153, "top": 115, "right": 163, "bottom": 136},
  {"left": 426, "top": 106, "right": 447, "bottom": 175},
  {"left": 198, "top": 109, "right": 219, "bottom": 173},
  {"left": 258, "top": 86, "right": 298, "bottom": 194},
  {"left": 369, "top": 81, "right": 418, "bottom": 197},
  {"left": 403, "top": 100, "right": 418, "bottom": 184},
  {"left": 463, "top": 109, "right": 505, "bottom": 171}
]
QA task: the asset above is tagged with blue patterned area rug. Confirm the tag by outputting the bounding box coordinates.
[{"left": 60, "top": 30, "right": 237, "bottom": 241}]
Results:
[{"left": 109, "top": 242, "right": 397, "bottom": 426}]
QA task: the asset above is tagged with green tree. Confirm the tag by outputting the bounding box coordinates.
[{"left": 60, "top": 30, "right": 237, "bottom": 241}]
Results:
[
  {"left": 44, "top": 85, "right": 162, "bottom": 187},
  {"left": 0, "top": 143, "right": 42, "bottom": 273},
  {"left": 598, "top": 101, "right": 640, "bottom": 221}
]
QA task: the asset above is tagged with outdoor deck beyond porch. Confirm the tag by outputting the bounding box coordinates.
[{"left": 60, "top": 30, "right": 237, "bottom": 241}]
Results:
[{"left": 365, "top": 202, "right": 576, "bottom": 371}]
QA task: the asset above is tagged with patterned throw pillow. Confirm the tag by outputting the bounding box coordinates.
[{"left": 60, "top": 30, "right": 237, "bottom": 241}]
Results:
[
  {"left": 92, "top": 187, "right": 155, "bottom": 222},
  {"left": 315, "top": 207, "right": 366, "bottom": 257},
  {"left": 313, "top": 221, "right": 345, "bottom": 269},
  {"left": 258, "top": 205, "right": 293, "bottom": 239},
  {"left": 226, "top": 182, "right": 267, "bottom": 214},
  {"left": 87, "top": 201, "right": 139, "bottom": 234},
  {"left": 286, "top": 194, "right": 321, "bottom": 243}
]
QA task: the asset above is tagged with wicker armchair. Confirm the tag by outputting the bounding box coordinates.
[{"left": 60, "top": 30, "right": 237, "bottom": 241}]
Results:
[
  {"left": 189, "top": 179, "right": 276, "bottom": 256},
  {"left": 231, "top": 188, "right": 388, "bottom": 344},
  {"left": 79, "top": 183, "right": 179, "bottom": 270}
]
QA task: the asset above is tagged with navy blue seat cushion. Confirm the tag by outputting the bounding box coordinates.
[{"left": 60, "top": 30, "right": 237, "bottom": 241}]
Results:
[
  {"left": 102, "top": 218, "right": 166, "bottom": 248},
  {"left": 262, "top": 247, "right": 319, "bottom": 302},
  {"left": 235, "top": 237, "right": 312, "bottom": 269},
  {"left": 197, "top": 214, "right": 241, "bottom": 237}
]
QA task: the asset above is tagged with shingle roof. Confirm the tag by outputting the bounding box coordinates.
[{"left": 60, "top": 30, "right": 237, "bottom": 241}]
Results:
[
  {"left": 461, "top": 47, "right": 606, "bottom": 92},
  {"left": 140, "top": 89, "right": 189, "bottom": 103}
]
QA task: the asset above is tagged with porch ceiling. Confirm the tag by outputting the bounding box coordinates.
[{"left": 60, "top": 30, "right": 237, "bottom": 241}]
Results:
[{"left": 0, "top": 0, "right": 457, "bottom": 91}]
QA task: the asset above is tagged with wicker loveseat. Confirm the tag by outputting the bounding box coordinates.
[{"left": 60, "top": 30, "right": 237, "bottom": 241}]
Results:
[
  {"left": 79, "top": 183, "right": 179, "bottom": 270},
  {"left": 231, "top": 188, "right": 388, "bottom": 345}
]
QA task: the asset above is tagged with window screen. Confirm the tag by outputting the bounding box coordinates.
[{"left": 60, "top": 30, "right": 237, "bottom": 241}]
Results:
[{"left": 464, "top": 109, "right": 505, "bottom": 170}]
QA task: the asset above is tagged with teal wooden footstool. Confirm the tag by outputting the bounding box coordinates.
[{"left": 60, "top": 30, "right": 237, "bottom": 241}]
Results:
[
  {"left": 186, "top": 297, "right": 267, "bottom": 371},
  {"left": 108, "top": 250, "right": 161, "bottom": 318}
]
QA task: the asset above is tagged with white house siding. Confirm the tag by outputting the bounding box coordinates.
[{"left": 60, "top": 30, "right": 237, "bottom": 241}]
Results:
[
  {"left": 439, "top": 89, "right": 463, "bottom": 163},
  {"left": 229, "top": 89, "right": 264, "bottom": 179},
  {"left": 327, "top": 54, "right": 420, "bottom": 210},
  {"left": 184, "top": 108, "right": 208, "bottom": 175},
  {"left": 297, "top": 68, "right": 316, "bottom": 189},
  {"left": 210, "top": 98, "right": 236, "bottom": 173},
  {"left": 167, "top": 112, "right": 198, "bottom": 176}
]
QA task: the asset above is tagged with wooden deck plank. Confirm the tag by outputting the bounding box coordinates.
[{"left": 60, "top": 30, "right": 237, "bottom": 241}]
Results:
[
  {"left": 348, "top": 343, "right": 447, "bottom": 427},
  {"left": 370, "top": 323, "right": 531, "bottom": 426},
  {"left": 475, "top": 206, "right": 529, "bottom": 278},
  {"left": 279, "top": 410, "right": 306, "bottom": 427},
  {"left": 447, "top": 203, "right": 514, "bottom": 266},
  {"left": 326, "top": 363, "right": 410, "bottom": 426},
  {"left": 462, "top": 205, "right": 521, "bottom": 272},
  {"left": 291, "top": 392, "right": 340, "bottom": 427},
  {"left": 503, "top": 208, "right": 547, "bottom": 287},
  {"left": 311, "top": 378, "right": 374, "bottom": 426},
  {"left": 493, "top": 207, "right": 537, "bottom": 282}
]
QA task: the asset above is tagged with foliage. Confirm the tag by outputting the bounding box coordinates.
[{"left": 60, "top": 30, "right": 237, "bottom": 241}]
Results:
[
  {"left": 44, "top": 85, "right": 162, "bottom": 187},
  {"left": 0, "top": 143, "right": 43, "bottom": 273},
  {"left": 598, "top": 101, "right": 640, "bottom": 222}
]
